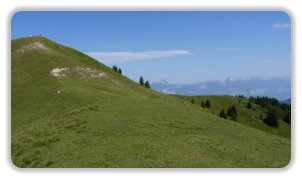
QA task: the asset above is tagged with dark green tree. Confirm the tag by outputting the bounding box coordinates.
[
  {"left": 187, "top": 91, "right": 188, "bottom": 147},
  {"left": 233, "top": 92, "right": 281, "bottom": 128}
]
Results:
[
  {"left": 201, "top": 101, "right": 205, "bottom": 107},
  {"left": 205, "top": 100, "right": 211, "bottom": 108},
  {"left": 118, "top": 68, "right": 122, "bottom": 74},
  {"left": 139, "top": 76, "right": 144, "bottom": 86},
  {"left": 227, "top": 105, "right": 238, "bottom": 117},
  {"left": 112, "top": 65, "right": 118, "bottom": 72},
  {"left": 247, "top": 102, "right": 252, "bottom": 109},
  {"left": 282, "top": 112, "right": 291, "bottom": 124},
  {"left": 144, "top": 80, "right": 151, "bottom": 89},
  {"left": 191, "top": 98, "right": 194, "bottom": 104},
  {"left": 219, "top": 109, "right": 227, "bottom": 119},
  {"left": 264, "top": 109, "right": 279, "bottom": 127}
]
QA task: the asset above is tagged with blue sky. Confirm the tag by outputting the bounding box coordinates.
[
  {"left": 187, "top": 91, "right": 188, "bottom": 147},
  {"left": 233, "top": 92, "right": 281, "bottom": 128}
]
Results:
[{"left": 11, "top": 11, "right": 291, "bottom": 84}]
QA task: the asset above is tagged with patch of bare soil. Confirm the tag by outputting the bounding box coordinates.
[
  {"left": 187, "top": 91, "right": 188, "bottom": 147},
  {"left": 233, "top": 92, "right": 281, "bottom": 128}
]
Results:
[{"left": 16, "top": 42, "right": 50, "bottom": 55}]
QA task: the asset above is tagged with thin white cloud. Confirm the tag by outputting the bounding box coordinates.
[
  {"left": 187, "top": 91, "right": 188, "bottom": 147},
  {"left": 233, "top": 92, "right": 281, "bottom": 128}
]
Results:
[
  {"left": 272, "top": 23, "right": 290, "bottom": 28},
  {"left": 87, "top": 50, "right": 192, "bottom": 63},
  {"left": 214, "top": 48, "right": 240, "bottom": 52}
]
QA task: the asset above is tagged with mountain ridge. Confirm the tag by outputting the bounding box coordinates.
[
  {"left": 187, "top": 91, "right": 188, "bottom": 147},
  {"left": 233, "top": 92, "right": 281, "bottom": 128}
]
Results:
[{"left": 151, "top": 76, "right": 291, "bottom": 100}]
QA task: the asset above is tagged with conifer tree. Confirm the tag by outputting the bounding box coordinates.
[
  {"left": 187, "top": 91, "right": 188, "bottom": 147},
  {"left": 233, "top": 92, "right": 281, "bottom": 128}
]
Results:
[
  {"left": 144, "top": 80, "right": 151, "bottom": 89},
  {"left": 247, "top": 102, "right": 252, "bottom": 109},
  {"left": 112, "top": 65, "right": 118, "bottom": 72},
  {"left": 264, "top": 109, "right": 279, "bottom": 127},
  {"left": 191, "top": 98, "right": 194, "bottom": 104},
  {"left": 118, "top": 68, "right": 122, "bottom": 74},
  {"left": 139, "top": 76, "right": 144, "bottom": 86},
  {"left": 205, "top": 100, "right": 211, "bottom": 108},
  {"left": 227, "top": 105, "right": 238, "bottom": 117},
  {"left": 219, "top": 109, "right": 227, "bottom": 119}
]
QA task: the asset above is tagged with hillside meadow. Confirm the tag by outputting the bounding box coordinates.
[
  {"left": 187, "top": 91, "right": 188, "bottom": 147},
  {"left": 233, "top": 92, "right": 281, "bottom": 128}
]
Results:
[{"left": 11, "top": 36, "right": 291, "bottom": 168}]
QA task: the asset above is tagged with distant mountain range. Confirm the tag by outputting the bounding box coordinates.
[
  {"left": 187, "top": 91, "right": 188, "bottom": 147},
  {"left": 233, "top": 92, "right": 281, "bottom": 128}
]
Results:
[
  {"left": 281, "top": 98, "right": 291, "bottom": 104},
  {"left": 151, "top": 76, "right": 291, "bottom": 101}
]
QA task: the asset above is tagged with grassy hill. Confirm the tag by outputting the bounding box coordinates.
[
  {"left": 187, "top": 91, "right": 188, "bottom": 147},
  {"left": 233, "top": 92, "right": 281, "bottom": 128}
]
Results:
[
  {"left": 11, "top": 36, "right": 291, "bottom": 168},
  {"left": 173, "top": 95, "right": 291, "bottom": 138}
]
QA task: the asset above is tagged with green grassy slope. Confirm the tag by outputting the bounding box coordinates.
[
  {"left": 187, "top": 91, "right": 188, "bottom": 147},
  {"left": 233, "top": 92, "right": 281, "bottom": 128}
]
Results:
[
  {"left": 11, "top": 36, "right": 290, "bottom": 168},
  {"left": 173, "top": 95, "right": 291, "bottom": 138}
]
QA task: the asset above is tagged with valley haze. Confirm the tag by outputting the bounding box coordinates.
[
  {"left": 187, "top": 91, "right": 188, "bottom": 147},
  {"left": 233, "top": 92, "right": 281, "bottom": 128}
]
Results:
[{"left": 151, "top": 76, "right": 291, "bottom": 100}]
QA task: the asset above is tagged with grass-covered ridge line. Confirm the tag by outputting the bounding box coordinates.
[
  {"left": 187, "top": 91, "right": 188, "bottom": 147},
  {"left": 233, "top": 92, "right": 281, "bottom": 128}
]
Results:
[{"left": 11, "top": 36, "right": 291, "bottom": 168}]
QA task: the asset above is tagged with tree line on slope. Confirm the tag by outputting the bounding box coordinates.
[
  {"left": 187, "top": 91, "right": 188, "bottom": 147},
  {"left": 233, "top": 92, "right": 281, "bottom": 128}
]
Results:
[
  {"left": 247, "top": 96, "right": 291, "bottom": 127},
  {"left": 191, "top": 98, "right": 211, "bottom": 108},
  {"left": 139, "top": 76, "right": 151, "bottom": 89},
  {"left": 189, "top": 94, "right": 291, "bottom": 128},
  {"left": 220, "top": 105, "right": 238, "bottom": 122},
  {"left": 112, "top": 65, "right": 151, "bottom": 89},
  {"left": 112, "top": 65, "right": 122, "bottom": 74},
  {"left": 236, "top": 95, "right": 291, "bottom": 127},
  {"left": 190, "top": 98, "right": 238, "bottom": 122}
]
